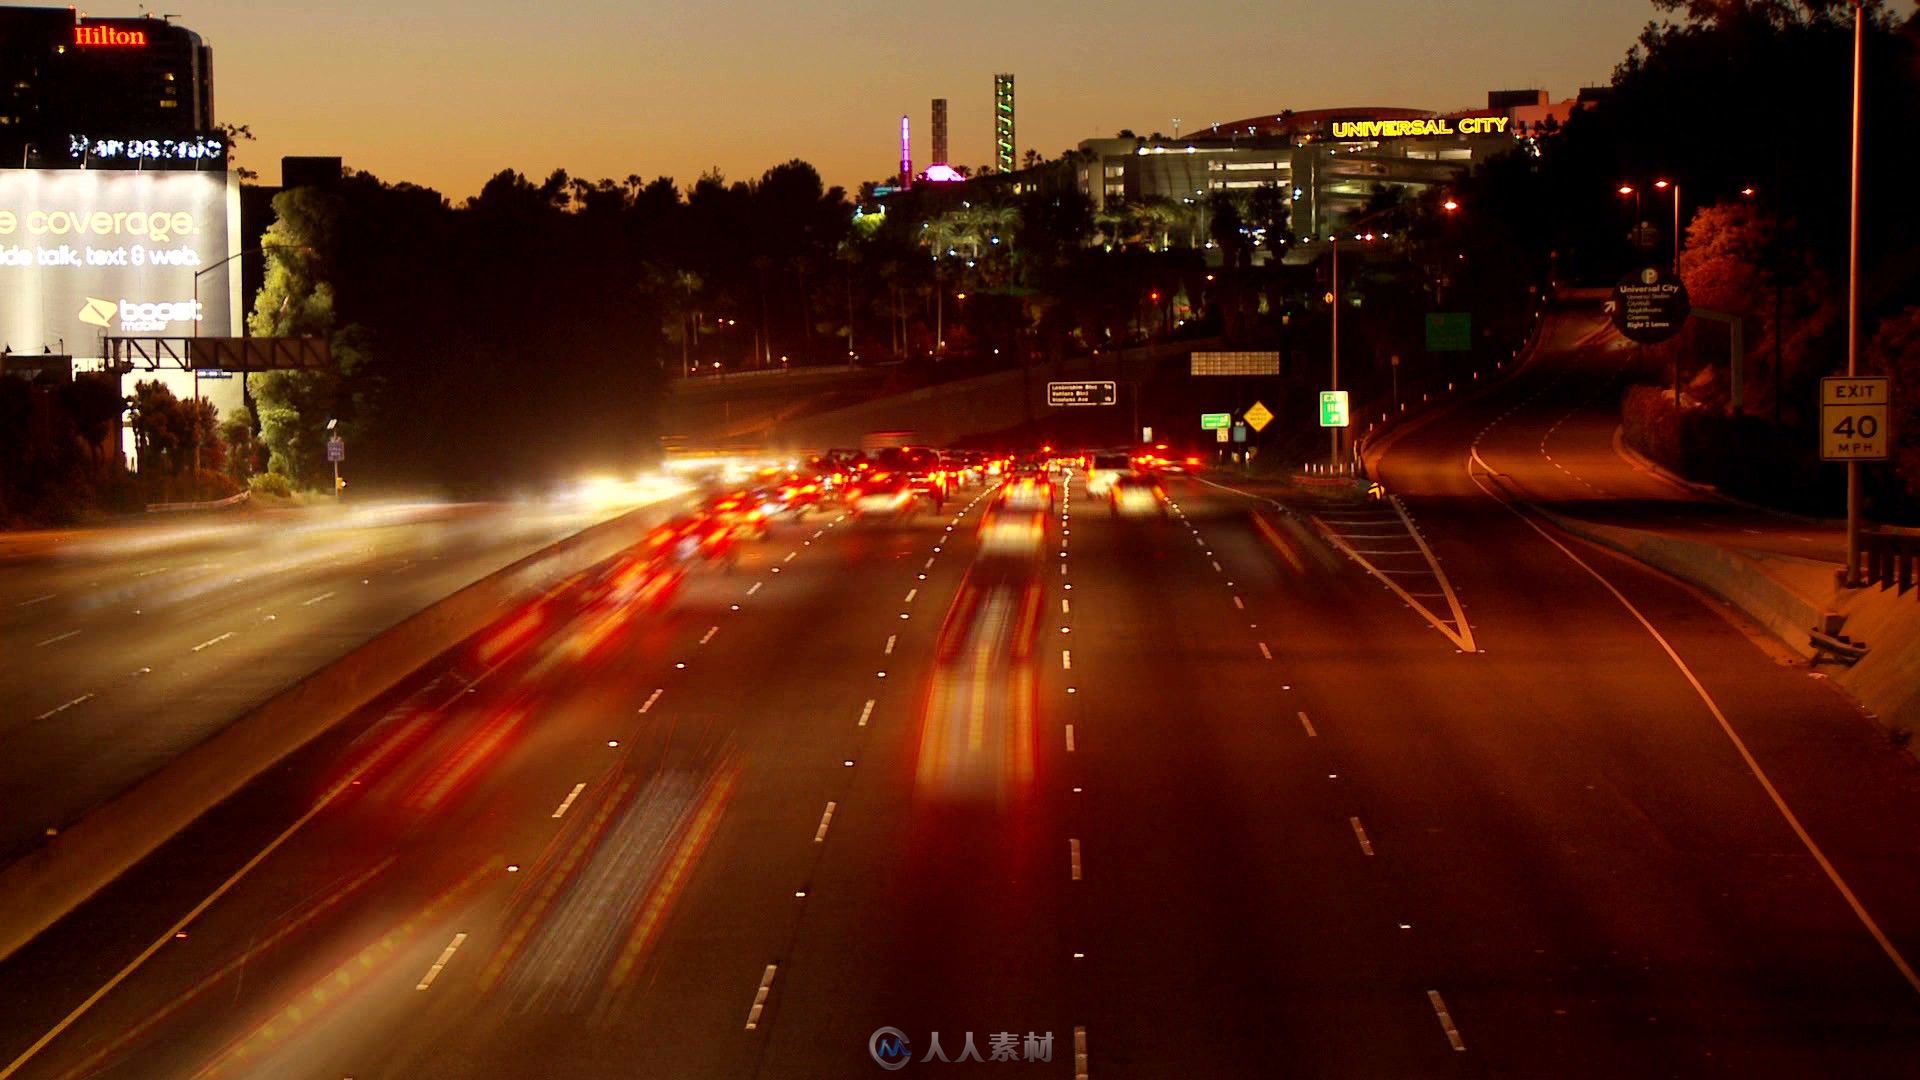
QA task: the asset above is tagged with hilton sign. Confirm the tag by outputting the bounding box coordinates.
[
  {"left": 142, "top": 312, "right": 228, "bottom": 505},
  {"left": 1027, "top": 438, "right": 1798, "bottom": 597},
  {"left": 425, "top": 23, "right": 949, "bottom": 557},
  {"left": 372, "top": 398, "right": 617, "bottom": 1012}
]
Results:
[{"left": 74, "top": 25, "right": 149, "bottom": 47}]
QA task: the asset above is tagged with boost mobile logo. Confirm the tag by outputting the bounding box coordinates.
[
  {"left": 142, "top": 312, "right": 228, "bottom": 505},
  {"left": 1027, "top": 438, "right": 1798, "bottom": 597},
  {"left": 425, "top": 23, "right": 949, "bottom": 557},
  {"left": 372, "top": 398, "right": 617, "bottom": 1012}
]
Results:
[
  {"left": 78, "top": 296, "right": 202, "bottom": 331},
  {"left": 77, "top": 297, "right": 118, "bottom": 328}
]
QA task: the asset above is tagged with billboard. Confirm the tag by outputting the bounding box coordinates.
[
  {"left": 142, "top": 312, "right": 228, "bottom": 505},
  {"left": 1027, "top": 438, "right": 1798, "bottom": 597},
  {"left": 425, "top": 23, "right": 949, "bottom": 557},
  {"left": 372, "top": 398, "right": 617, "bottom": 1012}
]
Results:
[{"left": 0, "top": 170, "right": 238, "bottom": 359}]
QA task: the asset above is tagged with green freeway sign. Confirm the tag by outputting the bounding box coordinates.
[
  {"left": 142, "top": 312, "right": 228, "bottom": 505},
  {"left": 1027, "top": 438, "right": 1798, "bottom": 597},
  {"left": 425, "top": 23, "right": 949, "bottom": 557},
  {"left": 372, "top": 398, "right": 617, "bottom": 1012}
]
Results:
[
  {"left": 1425, "top": 312, "right": 1471, "bottom": 352},
  {"left": 1319, "top": 390, "right": 1350, "bottom": 428},
  {"left": 1200, "top": 412, "right": 1231, "bottom": 430}
]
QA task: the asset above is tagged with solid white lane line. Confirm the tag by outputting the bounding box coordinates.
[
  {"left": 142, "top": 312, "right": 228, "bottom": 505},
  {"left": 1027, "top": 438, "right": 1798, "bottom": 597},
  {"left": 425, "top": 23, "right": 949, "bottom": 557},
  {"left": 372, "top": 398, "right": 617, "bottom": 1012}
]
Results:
[
  {"left": 744, "top": 964, "right": 778, "bottom": 1030},
  {"left": 1257, "top": 642, "right": 1272, "bottom": 660},
  {"left": 1065, "top": 725, "right": 1076, "bottom": 752},
  {"left": 16, "top": 594, "right": 55, "bottom": 607},
  {"left": 415, "top": 932, "right": 468, "bottom": 991},
  {"left": 639, "top": 689, "right": 664, "bottom": 713},
  {"left": 551, "top": 783, "right": 587, "bottom": 819},
  {"left": 190, "top": 631, "right": 234, "bottom": 653},
  {"left": 858, "top": 699, "right": 875, "bottom": 727},
  {"left": 1299, "top": 711, "right": 1317, "bottom": 737},
  {"left": 700, "top": 626, "right": 718, "bottom": 645},
  {"left": 904, "top": 588, "right": 918, "bottom": 603},
  {"left": 1, "top": 663, "right": 509, "bottom": 1079},
  {"left": 1427, "top": 990, "right": 1466, "bottom": 1051},
  {"left": 300, "top": 590, "right": 335, "bottom": 607},
  {"left": 135, "top": 567, "right": 170, "bottom": 578},
  {"left": 746, "top": 582, "right": 763, "bottom": 596},
  {"left": 1061, "top": 649, "right": 1072, "bottom": 670},
  {"left": 33, "top": 694, "right": 94, "bottom": 722},
  {"left": 1074, "top": 1026, "right": 1089, "bottom": 1080},
  {"left": 884, "top": 635, "right": 896, "bottom": 655},
  {"left": 1069, "top": 839, "right": 1082, "bottom": 881},
  {"left": 814, "top": 802, "right": 837, "bottom": 842},
  {"left": 35, "top": 630, "right": 80, "bottom": 648},
  {"left": 1349, "top": 817, "right": 1376, "bottom": 856},
  {"left": 1467, "top": 449, "right": 1920, "bottom": 997}
]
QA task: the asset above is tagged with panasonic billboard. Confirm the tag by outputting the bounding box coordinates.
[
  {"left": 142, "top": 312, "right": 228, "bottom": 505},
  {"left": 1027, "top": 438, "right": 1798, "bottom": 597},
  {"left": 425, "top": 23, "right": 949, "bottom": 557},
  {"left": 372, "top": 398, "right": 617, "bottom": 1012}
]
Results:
[{"left": 0, "top": 170, "right": 239, "bottom": 358}]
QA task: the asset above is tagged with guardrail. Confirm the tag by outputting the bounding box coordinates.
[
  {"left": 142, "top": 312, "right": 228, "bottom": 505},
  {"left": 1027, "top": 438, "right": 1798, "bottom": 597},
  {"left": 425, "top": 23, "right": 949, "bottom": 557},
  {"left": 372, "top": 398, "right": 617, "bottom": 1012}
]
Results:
[
  {"left": 144, "top": 490, "right": 251, "bottom": 513},
  {"left": 1860, "top": 530, "right": 1920, "bottom": 596}
]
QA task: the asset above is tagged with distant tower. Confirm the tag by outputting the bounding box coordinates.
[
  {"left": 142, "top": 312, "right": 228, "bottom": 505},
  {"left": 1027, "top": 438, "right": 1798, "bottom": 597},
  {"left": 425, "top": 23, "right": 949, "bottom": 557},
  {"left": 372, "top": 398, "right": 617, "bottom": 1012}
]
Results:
[
  {"left": 931, "top": 98, "right": 949, "bottom": 167},
  {"left": 994, "top": 73, "right": 1016, "bottom": 173},
  {"left": 899, "top": 114, "right": 912, "bottom": 188}
]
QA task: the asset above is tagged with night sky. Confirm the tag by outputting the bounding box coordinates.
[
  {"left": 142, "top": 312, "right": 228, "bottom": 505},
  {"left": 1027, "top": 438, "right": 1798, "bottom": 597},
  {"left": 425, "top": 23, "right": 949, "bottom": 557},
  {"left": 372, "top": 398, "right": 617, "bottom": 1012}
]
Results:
[{"left": 149, "top": 0, "right": 1655, "bottom": 196}]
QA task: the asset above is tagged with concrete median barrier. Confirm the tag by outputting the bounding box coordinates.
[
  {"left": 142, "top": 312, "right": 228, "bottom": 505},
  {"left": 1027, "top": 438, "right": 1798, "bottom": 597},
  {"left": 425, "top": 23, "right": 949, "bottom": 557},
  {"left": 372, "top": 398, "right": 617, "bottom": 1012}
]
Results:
[{"left": 0, "top": 497, "right": 688, "bottom": 964}]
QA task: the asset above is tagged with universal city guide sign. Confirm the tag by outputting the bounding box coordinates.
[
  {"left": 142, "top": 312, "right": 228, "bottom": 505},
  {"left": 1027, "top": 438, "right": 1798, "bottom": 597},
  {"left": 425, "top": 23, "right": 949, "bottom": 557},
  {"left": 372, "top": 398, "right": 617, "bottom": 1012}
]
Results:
[{"left": 1330, "top": 116, "right": 1510, "bottom": 139}]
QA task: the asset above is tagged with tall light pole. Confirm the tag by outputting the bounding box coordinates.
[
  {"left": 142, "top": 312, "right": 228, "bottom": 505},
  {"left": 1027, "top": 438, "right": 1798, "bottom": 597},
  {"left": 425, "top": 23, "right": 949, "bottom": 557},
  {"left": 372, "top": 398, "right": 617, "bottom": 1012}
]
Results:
[
  {"left": 1844, "top": 0, "right": 1866, "bottom": 586},
  {"left": 1653, "top": 179, "right": 1681, "bottom": 274},
  {"left": 1328, "top": 203, "right": 1439, "bottom": 466}
]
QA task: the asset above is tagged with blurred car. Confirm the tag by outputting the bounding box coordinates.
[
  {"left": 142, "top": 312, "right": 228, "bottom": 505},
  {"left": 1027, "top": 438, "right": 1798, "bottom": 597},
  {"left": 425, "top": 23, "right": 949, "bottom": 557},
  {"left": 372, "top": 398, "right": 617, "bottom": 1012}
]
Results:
[
  {"left": 848, "top": 475, "right": 918, "bottom": 517},
  {"left": 1000, "top": 470, "right": 1055, "bottom": 513},
  {"left": 707, "top": 492, "right": 771, "bottom": 541},
  {"left": 977, "top": 504, "right": 1048, "bottom": 557},
  {"left": 1109, "top": 473, "right": 1168, "bottom": 517},
  {"left": 941, "top": 449, "right": 985, "bottom": 488},
  {"left": 1085, "top": 452, "right": 1133, "bottom": 496},
  {"left": 763, "top": 474, "right": 825, "bottom": 516}
]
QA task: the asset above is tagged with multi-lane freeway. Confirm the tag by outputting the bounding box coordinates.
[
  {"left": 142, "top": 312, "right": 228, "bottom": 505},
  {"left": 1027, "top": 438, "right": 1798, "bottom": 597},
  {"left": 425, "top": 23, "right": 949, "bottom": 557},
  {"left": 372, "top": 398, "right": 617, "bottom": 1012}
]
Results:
[
  {"left": 0, "top": 487, "right": 680, "bottom": 864},
  {"left": 2, "top": 316, "right": 1919, "bottom": 1078}
]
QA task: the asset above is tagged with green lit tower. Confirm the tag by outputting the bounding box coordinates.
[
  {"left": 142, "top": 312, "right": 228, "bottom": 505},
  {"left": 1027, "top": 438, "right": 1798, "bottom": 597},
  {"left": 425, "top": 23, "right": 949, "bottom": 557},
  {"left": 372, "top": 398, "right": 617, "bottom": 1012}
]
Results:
[{"left": 994, "top": 73, "right": 1016, "bottom": 174}]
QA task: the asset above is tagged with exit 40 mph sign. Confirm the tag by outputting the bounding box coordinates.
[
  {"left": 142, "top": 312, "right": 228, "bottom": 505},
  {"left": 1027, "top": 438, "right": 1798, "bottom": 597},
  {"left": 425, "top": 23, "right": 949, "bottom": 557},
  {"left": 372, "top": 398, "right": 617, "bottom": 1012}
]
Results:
[{"left": 1820, "top": 376, "right": 1890, "bottom": 461}]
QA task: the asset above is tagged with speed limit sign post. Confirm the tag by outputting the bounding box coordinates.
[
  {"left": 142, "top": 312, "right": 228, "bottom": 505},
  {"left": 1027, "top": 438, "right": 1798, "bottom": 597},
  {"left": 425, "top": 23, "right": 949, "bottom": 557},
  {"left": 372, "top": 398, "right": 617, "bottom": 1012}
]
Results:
[
  {"left": 1822, "top": 375, "right": 1889, "bottom": 589},
  {"left": 1820, "top": 376, "right": 1889, "bottom": 460}
]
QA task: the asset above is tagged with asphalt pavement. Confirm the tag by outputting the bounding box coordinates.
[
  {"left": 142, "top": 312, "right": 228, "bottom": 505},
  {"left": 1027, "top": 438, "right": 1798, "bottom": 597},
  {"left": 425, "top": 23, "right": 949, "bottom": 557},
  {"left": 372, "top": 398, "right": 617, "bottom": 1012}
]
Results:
[
  {"left": 1, "top": 390, "right": 1919, "bottom": 1076},
  {"left": 0, "top": 489, "right": 680, "bottom": 863}
]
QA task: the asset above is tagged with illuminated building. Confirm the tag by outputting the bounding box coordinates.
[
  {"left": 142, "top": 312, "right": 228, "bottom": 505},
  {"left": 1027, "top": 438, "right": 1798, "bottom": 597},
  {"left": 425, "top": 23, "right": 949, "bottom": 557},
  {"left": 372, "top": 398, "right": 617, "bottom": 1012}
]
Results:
[
  {"left": 899, "top": 115, "right": 912, "bottom": 189},
  {"left": 1074, "top": 90, "right": 1594, "bottom": 244},
  {"left": 994, "top": 73, "right": 1016, "bottom": 174},
  {"left": 0, "top": 7, "right": 216, "bottom": 169}
]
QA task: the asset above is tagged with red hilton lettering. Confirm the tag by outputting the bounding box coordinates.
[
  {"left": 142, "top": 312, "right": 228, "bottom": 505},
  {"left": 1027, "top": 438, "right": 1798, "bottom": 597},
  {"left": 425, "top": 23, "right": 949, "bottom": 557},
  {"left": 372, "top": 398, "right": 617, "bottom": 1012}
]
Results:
[{"left": 74, "top": 26, "right": 148, "bottom": 47}]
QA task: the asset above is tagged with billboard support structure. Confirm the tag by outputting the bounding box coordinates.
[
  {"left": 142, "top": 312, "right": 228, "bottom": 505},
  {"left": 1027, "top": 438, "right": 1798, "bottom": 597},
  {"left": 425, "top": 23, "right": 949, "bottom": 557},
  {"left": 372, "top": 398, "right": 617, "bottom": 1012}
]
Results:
[{"left": 102, "top": 336, "right": 330, "bottom": 373}]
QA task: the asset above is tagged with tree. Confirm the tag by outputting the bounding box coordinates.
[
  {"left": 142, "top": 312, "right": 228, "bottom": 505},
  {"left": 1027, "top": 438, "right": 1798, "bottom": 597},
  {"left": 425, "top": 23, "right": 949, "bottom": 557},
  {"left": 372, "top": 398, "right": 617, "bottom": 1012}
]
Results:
[{"left": 1869, "top": 306, "right": 1920, "bottom": 510}]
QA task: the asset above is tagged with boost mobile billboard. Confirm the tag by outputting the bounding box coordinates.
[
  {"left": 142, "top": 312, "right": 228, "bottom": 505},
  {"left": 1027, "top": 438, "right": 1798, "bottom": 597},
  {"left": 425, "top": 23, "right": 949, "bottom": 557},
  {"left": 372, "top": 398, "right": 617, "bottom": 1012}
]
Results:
[{"left": 0, "top": 170, "right": 239, "bottom": 357}]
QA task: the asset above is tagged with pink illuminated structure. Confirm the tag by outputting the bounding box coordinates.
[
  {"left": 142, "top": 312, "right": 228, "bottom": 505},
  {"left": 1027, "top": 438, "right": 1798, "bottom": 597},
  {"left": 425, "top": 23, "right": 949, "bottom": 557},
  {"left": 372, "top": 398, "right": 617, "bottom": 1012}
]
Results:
[{"left": 899, "top": 115, "right": 912, "bottom": 189}]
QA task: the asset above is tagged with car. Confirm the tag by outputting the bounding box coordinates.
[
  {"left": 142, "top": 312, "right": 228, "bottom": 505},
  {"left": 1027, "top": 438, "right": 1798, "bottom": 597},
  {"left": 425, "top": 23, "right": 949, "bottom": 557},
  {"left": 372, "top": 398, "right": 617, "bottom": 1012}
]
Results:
[
  {"left": 847, "top": 475, "right": 918, "bottom": 517},
  {"left": 1000, "top": 470, "right": 1055, "bottom": 513},
  {"left": 1109, "top": 473, "right": 1168, "bottom": 517},
  {"left": 977, "top": 504, "right": 1048, "bottom": 557},
  {"left": 1085, "top": 452, "right": 1133, "bottom": 496}
]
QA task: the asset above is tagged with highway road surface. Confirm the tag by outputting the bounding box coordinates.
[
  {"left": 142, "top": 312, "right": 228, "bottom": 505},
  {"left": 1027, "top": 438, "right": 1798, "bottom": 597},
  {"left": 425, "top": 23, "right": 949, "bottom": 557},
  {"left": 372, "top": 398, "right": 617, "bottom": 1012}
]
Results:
[
  {"left": 0, "top": 486, "right": 681, "bottom": 864},
  {"left": 1, "top": 437, "right": 1917, "bottom": 1076}
]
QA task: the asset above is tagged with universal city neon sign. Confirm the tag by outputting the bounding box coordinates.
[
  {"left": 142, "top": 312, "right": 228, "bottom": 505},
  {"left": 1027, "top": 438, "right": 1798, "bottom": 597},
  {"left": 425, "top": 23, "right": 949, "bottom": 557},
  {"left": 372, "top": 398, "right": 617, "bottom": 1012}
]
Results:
[
  {"left": 1330, "top": 116, "right": 1510, "bottom": 139},
  {"left": 74, "top": 25, "right": 148, "bottom": 47}
]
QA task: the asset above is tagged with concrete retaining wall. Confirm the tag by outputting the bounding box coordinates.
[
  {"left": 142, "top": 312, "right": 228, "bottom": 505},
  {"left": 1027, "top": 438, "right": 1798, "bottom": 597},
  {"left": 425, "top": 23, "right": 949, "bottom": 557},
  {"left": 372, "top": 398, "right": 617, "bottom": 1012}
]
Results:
[
  {"left": 0, "top": 498, "right": 686, "bottom": 964},
  {"left": 773, "top": 343, "right": 1202, "bottom": 450},
  {"left": 1537, "top": 511, "right": 1825, "bottom": 655}
]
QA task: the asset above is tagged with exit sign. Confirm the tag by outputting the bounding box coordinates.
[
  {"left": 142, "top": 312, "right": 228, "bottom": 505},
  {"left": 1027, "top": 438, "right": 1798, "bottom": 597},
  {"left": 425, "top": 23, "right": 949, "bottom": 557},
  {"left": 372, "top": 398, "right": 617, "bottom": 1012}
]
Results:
[{"left": 1319, "top": 390, "right": 1350, "bottom": 428}]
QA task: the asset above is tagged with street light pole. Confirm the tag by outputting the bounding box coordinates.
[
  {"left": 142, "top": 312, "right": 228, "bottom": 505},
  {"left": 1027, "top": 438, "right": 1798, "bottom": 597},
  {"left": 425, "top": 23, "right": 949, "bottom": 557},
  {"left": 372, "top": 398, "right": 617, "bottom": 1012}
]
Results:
[
  {"left": 1844, "top": 0, "right": 1866, "bottom": 586},
  {"left": 1330, "top": 235, "right": 1342, "bottom": 467}
]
